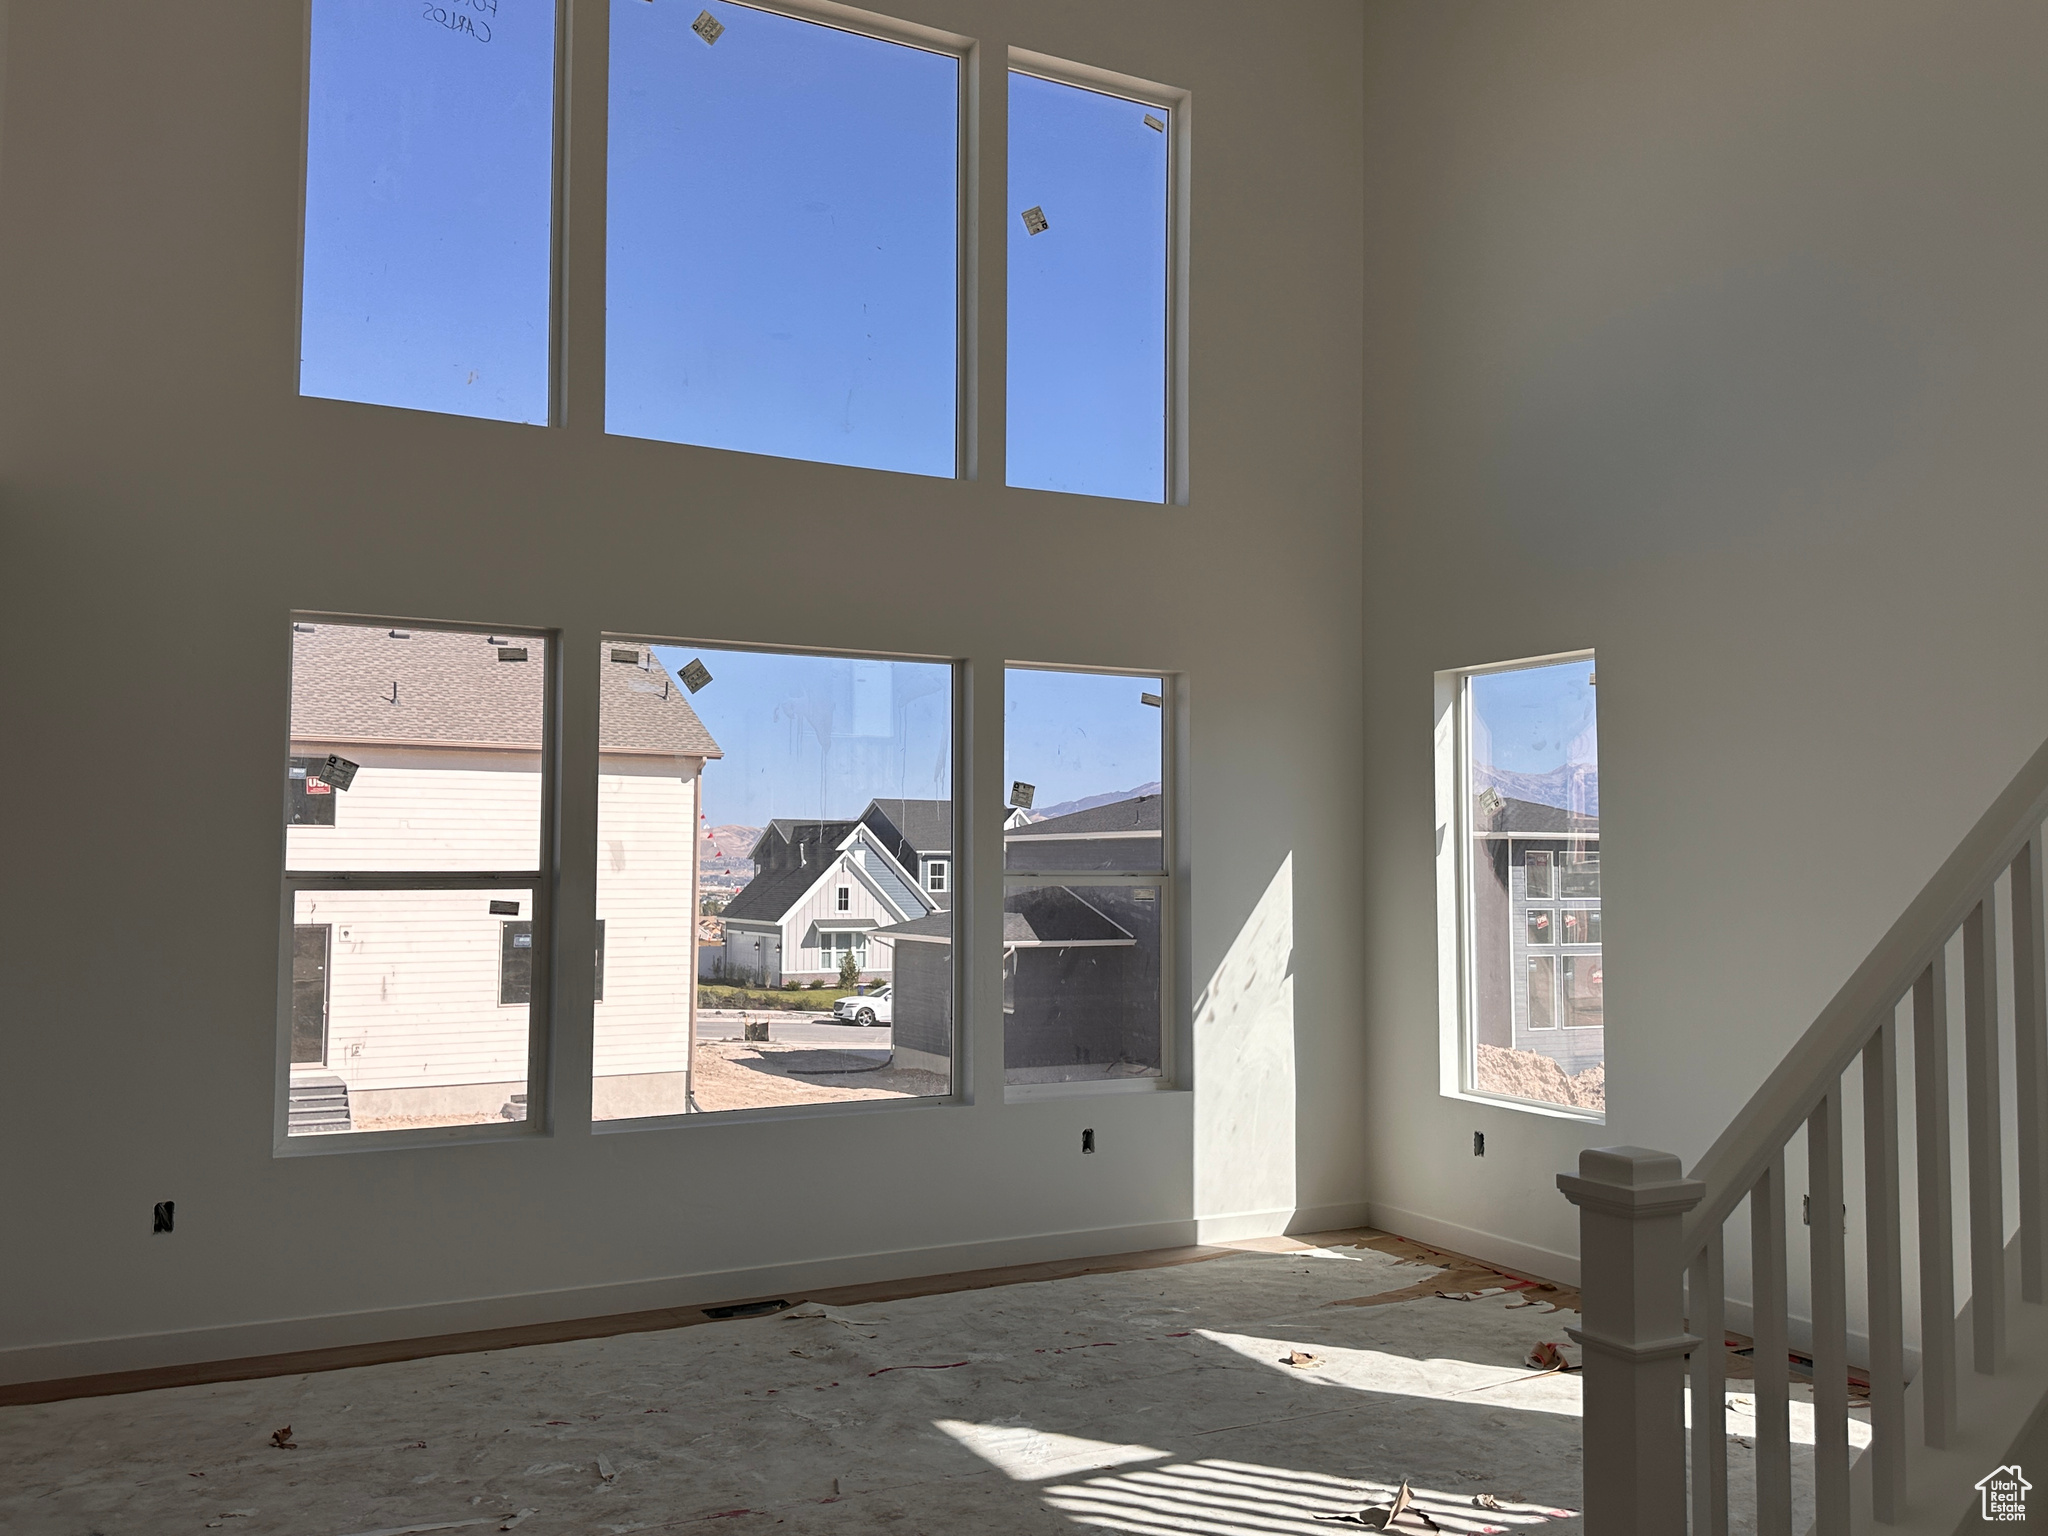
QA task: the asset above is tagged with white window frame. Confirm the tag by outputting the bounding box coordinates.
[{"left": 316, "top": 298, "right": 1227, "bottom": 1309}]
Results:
[
  {"left": 596, "top": 631, "right": 967, "bottom": 1129},
  {"left": 1002, "top": 662, "right": 1181, "bottom": 1102},
  {"left": 1433, "top": 649, "right": 1604, "bottom": 1123},
  {"left": 927, "top": 859, "right": 949, "bottom": 892},
  {"left": 1005, "top": 48, "right": 1191, "bottom": 506},
  {"left": 273, "top": 614, "right": 559, "bottom": 1154},
  {"left": 603, "top": 0, "right": 976, "bottom": 478}
]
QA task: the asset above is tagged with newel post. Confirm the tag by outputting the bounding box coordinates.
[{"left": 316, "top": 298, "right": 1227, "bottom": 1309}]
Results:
[{"left": 1558, "top": 1146, "right": 1706, "bottom": 1535}]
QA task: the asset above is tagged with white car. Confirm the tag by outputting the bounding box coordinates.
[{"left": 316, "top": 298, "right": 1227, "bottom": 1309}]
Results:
[{"left": 833, "top": 985, "right": 892, "bottom": 1026}]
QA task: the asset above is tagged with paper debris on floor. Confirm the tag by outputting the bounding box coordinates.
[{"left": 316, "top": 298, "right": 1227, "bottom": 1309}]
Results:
[
  {"left": 1524, "top": 1340, "right": 1581, "bottom": 1371},
  {"left": 1435, "top": 1287, "right": 1508, "bottom": 1301},
  {"left": 268, "top": 1425, "right": 295, "bottom": 1449},
  {"left": 1317, "top": 1477, "right": 1442, "bottom": 1529},
  {"left": 1281, "top": 1349, "right": 1323, "bottom": 1367}
]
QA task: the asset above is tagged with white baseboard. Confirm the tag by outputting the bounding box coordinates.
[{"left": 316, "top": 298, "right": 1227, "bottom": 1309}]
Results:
[
  {"left": 1286, "top": 1201, "right": 1374, "bottom": 1235},
  {"left": 0, "top": 1216, "right": 1206, "bottom": 1387},
  {"left": 1365, "top": 1201, "right": 1581, "bottom": 1287}
]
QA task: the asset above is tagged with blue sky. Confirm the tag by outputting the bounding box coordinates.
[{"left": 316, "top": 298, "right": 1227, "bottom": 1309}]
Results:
[
  {"left": 649, "top": 648, "right": 1160, "bottom": 829},
  {"left": 1005, "top": 668, "right": 1163, "bottom": 810},
  {"left": 608, "top": 1, "right": 958, "bottom": 474},
  {"left": 302, "top": 2, "right": 1171, "bottom": 502},
  {"left": 1470, "top": 658, "right": 1597, "bottom": 775},
  {"left": 301, "top": 0, "right": 555, "bottom": 422},
  {"left": 653, "top": 646, "right": 951, "bottom": 829},
  {"left": 1007, "top": 73, "right": 1170, "bottom": 502}
]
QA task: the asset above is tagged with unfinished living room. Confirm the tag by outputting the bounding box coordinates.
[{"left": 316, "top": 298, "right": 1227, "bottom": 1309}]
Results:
[{"left": 10, "top": 1, "right": 2048, "bottom": 1533}]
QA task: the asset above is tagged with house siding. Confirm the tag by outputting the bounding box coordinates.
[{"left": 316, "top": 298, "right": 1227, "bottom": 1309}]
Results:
[{"left": 290, "top": 752, "right": 701, "bottom": 1096}]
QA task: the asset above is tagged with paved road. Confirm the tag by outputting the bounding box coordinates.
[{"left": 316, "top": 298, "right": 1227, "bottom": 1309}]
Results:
[{"left": 697, "top": 1011, "right": 891, "bottom": 1049}]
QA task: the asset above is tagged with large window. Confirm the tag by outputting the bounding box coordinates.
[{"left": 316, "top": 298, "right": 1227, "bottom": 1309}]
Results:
[
  {"left": 1002, "top": 667, "right": 1170, "bottom": 1088},
  {"left": 606, "top": 2, "right": 961, "bottom": 475},
  {"left": 1442, "top": 654, "right": 1602, "bottom": 1116},
  {"left": 300, "top": 0, "right": 557, "bottom": 422},
  {"left": 1007, "top": 68, "right": 1173, "bottom": 502},
  {"left": 281, "top": 619, "right": 551, "bottom": 1139},
  {"left": 593, "top": 640, "right": 956, "bottom": 1121}
]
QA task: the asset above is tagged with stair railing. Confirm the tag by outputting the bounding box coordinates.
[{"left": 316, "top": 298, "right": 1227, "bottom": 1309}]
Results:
[{"left": 1562, "top": 734, "right": 2048, "bottom": 1533}]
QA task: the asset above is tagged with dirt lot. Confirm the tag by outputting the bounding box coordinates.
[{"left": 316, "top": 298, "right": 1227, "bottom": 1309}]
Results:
[
  {"left": 1474, "top": 1043, "right": 1605, "bottom": 1111},
  {"left": 690, "top": 1040, "right": 950, "bottom": 1112}
]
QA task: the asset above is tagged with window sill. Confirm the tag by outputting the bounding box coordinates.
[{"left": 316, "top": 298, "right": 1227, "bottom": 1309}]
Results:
[
  {"left": 1439, "top": 1084, "right": 1605, "bottom": 1125},
  {"left": 1004, "top": 1077, "right": 1178, "bottom": 1103}
]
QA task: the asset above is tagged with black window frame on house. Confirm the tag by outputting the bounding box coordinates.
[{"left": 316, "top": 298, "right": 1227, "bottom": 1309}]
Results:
[{"left": 503, "top": 918, "right": 604, "bottom": 1006}]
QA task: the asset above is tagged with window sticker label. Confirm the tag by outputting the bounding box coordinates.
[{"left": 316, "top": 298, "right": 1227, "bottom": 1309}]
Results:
[
  {"left": 321, "top": 754, "right": 360, "bottom": 792},
  {"left": 680, "top": 658, "right": 713, "bottom": 693},
  {"left": 1141, "top": 691, "right": 1163, "bottom": 707},
  {"left": 1142, "top": 113, "right": 1165, "bottom": 132},
  {"left": 1021, "top": 205, "right": 1050, "bottom": 236},
  {"left": 692, "top": 9, "right": 724, "bottom": 45},
  {"left": 1009, "top": 781, "right": 1036, "bottom": 809}
]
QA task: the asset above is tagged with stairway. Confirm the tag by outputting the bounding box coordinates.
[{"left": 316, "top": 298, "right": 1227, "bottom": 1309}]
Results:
[
  {"left": 1568, "top": 734, "right": 2048, "bottom": 1533},
  {"left": 288, "top": 1073, "right": 352, "bottom": 1134}
]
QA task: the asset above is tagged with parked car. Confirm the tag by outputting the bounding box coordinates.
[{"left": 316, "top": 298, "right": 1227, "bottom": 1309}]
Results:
[{"left": 833, "top": 985, "right": 892, "bottom": 1026}]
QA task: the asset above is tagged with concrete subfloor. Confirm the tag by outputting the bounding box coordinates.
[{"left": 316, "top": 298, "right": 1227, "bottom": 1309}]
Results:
[{"left": 0, "top": 1236, "right": 1859, "bottom": 1535}]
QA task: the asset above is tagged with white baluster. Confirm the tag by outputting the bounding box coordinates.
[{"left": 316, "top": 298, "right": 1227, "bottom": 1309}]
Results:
[
  {"left": 1809, "top": 1084, "right": 1850, "bottom": 1533},
  {"left": 1965, "top": 895, "right": 2006, "bottom": 1372},
  {"left": 1752, "top": 1151, "right": 1792, "bottom": 1536},
  {"left": 1863, "top": 1017, "right": 1906, "bottom": 1520},
  {"left": 1688, "top": 1230, "right": 1729, "bottom": 1536},
  {"left": 1914, "top": 952, "right": 1957, "bottom": 1446},
  {"left": 2011, "top": 833, "right": 2048, "bottom": 1305}
]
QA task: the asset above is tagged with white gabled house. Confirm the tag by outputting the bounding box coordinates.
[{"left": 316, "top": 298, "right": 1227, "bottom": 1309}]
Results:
[{"left": 716, "top": 800, "right": 952, "bottom": 984}]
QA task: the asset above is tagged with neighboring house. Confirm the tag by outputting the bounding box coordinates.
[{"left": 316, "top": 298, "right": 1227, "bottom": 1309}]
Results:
[
  {"left": 287, "top": 628, "right": 720, "bottom": 1127},
  {"left": 873, "top": 796, "right": 1166, "bottom": 1080},
  {"left": 716, "top": 801, "right": 946, "bottom": 984},
  {"left": 1004, "top": 792, "right": 1163, "bottom": 872},
  {"left": 1470, "top": 792, "right": 1602, "bottom": 1075},
  {"left": 863, "top": 798, "right": 956, "bottom": 903}
]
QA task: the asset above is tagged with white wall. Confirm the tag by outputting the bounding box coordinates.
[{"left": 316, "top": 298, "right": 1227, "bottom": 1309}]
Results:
[
  {"left": 1362, "top": 0, "right": 2048, "bottom": 1282},
  {"left": 0, "top": 0, "right": 1366, "bottom": 1377}
]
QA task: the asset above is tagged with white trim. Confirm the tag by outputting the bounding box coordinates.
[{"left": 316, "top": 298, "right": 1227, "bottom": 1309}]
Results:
[
  {"left": 0, "top": 1211, "right": 1211, "bottom": 1387},
  {"left": 1365, "top": 1201, "right": 1582, "bottom": 1288},
  {"left": 1006, "top": 829, "right": 1163, "bottom": 843}
]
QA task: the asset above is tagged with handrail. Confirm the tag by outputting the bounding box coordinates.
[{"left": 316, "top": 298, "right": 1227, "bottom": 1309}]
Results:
[{"left": 1680, "top": 732, "right": 2048, "bottom": 1253}]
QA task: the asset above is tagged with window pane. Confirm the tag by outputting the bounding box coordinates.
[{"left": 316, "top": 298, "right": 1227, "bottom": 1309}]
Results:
[
  {"left": 1562, "top": 954, "right": 1603, "bottom": 1029},
  {"left": 301, "top": 0, "right": 555, "bottom": 422},
  {"left": 1007, "top": 72, "right": 1170, "bottom": 502},
  {"left": 287, "top": 622, "right": 546, "bottom": 872},
  {"left": 1525, "top": 955, "right": 1556, "bottom": 1029},
  {"left": 607, "top": 2, "right": 959, "bottom": 475},
  {"left": 595, "top": 641, "right": 953, "bottom": 1120},
  {"left": 1466, "top": 657, "right": 1601, "bottom": 1112},
  {"left": 288, "top": 888, "right": 532, "bottom": 1135},
  {"left": 1003, "top": 883, "right": 1163, "bottom": 1085},
  {"left": 1004, "top": 669, "right": 1165, "bottom": 872}
]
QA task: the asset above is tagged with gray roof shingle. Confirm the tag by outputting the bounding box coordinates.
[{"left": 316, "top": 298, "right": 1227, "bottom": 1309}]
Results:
[
  {"left": 864, "top": 799, "right": 952, "bottom": 853},
  {"left": 289, "top": 625, "right": 721, "bottom": 757},
  {"left": 1007, "top": 794, "right": 1163, "bottom": 839}
]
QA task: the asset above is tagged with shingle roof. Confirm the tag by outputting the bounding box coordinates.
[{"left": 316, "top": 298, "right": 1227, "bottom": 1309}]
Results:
[
  {"left": 1007, "top": 794, "right": 1162, "bottom": 838},
  {"left": 865, "top": 799, "right": 952, "bottom": 853},
  {"left": 289, "top": 625, "right": 721, "bottom": 757},
  {"left": 873, "top": 886, "right": 1132, "bottom": 946},
  {"left": 721, "top": 821, "right": 859, "bottom": 923}
]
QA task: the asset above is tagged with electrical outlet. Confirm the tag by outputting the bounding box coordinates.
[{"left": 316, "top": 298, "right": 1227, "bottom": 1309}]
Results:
[
  {"left": 1081, "top": 1128, "right": 1096, "bottom": 1155},
  {"left": 153, "top": 1201, "right": 175, "bottom": 1234}
]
